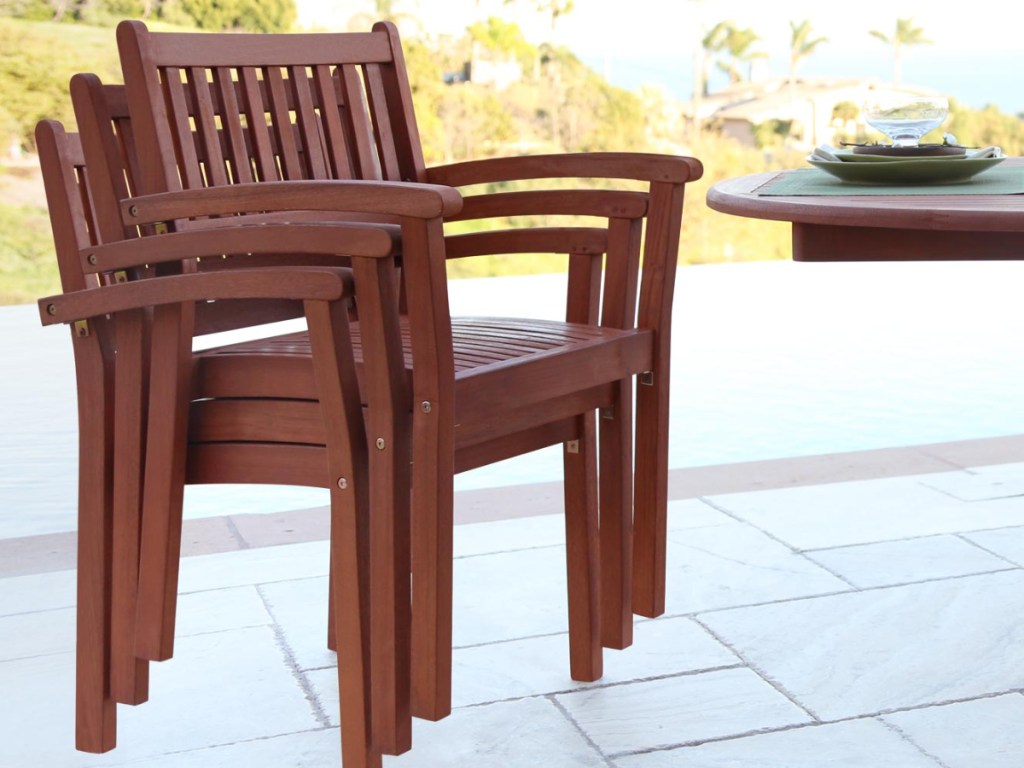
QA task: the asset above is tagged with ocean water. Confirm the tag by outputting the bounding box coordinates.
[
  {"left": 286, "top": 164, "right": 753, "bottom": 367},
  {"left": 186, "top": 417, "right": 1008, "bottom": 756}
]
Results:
[
  {"left": 590, "top": 48, "right": 1024, "bottom": 116},
  {"left": 6, "top": 260, "right": 1024, "bottom": 537}
]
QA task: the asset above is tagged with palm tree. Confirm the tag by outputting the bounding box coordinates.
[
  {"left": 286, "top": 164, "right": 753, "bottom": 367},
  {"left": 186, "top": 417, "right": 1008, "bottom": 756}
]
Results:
[
  {"left": 699, "top": 20, "right": 732, "bottom": 96},
  {"left": 789, "top": 20, "right": 827, "bottom": 83},
  {"left": 869, "top": 17, "right": 931, "bottom": 85},
  {"left": 716, "top": 24, "right": 765, "bottom": 84},
  {"left": 503, "top": 0, "right": 575, "bottom": 41},
  {"left": 348, "top": 0, "right": 421, "bottom": 33}
]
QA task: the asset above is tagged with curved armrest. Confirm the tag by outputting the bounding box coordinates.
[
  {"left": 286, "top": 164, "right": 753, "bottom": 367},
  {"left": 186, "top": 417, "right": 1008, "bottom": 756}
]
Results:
[
  {"left": 39, "top": 267, "right": 353, "bottom": 326},
  {"left": 426, "top": 153, "right": 704, "bottom": 187},
  {"left": 448, "top": 189, "right": 649, "bottom": 223},
  {"left": 122, "top": 180, "right": 463, "bottom": 227},
  {"left": 83, "top": 221, "right": 401, "bottom": 273}
]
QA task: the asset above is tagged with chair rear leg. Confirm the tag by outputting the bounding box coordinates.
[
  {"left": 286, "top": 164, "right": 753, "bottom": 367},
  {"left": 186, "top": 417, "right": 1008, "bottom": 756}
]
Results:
[
  {"left": 563, "top": 412, "right": 602, "bottom": 682},
  {"left": 134, "top": 304, "right": 192, "bottom": 661},
  {"left": 110, "top": 309, "right": 149, "bottom": 704},
  {"left": 599, "top": 380, "right": 634, "bottom": 650},
  {"left": 633, "top": 372, "right": 669, "bottom": 618}
]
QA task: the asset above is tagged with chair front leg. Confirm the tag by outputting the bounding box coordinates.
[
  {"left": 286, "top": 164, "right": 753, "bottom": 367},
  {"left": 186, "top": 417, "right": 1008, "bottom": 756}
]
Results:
[
  {"left": 563, "top": 412, "right": 603, "bottom": 681},
  {"left": 306, "top": 298, "right": 381, "bottom": 768},
  {"left": 73, "top": 330, "right": 118, "bottom": 753},
  {"left": 410, "top": 405, "right": 454, "bottom": 722}
]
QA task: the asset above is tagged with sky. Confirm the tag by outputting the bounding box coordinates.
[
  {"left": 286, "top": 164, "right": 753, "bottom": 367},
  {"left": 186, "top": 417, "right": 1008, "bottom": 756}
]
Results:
[{"left": 298, "top": 1, "right": 1024, "bottom": 111}]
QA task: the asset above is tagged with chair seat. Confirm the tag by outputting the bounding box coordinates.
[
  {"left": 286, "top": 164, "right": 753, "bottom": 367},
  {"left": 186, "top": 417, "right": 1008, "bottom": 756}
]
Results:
[{"left": 188, "top": 315, "right": 654, "bottom": 481}]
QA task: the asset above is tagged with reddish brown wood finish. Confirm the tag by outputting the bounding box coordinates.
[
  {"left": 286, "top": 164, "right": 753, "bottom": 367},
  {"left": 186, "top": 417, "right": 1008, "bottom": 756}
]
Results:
[
  {"left": 47, "top": 20, "right": 703, "bottom": 767},
  {"left": 36, "top": 119, "right": 393, "bottom": 768},
  {"left": 706, "top": 162, "right": 1024, "bottom": 262}
]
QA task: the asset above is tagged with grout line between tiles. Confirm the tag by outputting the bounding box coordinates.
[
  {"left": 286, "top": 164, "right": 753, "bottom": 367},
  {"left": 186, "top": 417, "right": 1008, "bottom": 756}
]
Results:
[
  {"left": 610, "top": 688, "right": 1024, "bottom": 761},
  {"left": 546, "top": 694, "right": 618, "bottom": 767},
  {"left": 222, "top": 515, "right": 252, "bottom": 550},
  {"left": 954, "top": 532, "right": 1024, "bottom": 567},
  {"left": 794, "top": 551, "right": 861, "bottom": 589},
  {"left": 255, "top": 585, "right": 333, "bottom": 729},
  {"left": 454, "top": 541, "right": 564, "bottom": 562},
  {"left": 453, "top": 664, "right": 748, "bottom": 711},
  {"left": 877, "top": 717, "right": 952, "bottom": 768},
  {"left": 793, "top": 523, "right": 1024, "bottom": 555},
  {"left": 672, "top": 564, "right": 1024, "bottom": 623},
  {"left": 697, "top": 497, "right": 805, "bottom": 554},
  {"left": 691, "top": 616, "right": 822, "bottom": 723},
  {"left": 607, "top": 718, "right": 822, "bottom": 759},
  {"left": 911, "top": 448, "right": 975, "bottom": 473},
  {"left": 91, "top": 725, "right": 338, "bottom": 764}
]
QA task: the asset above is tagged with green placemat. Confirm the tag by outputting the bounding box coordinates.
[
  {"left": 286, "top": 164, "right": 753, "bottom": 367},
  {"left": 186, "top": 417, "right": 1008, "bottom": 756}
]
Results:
[{"left": 756, "top": 165, "right": 1024, "bottom": 196}]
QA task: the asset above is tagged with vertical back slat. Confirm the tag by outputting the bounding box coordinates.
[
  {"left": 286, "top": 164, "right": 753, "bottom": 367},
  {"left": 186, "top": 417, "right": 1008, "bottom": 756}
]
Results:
[
  {"left": 601, "top": 218, "right": 643, "bottom": 329},
  {"left": 238, "top": 68, "right": 279, "bottom": 182},
  {"left": 289, "top": 66, "right": 329, "bottom": 179},
  {"left": 375, "top": 20, "right": 427, "bottom": 182},
  {"left": 264, "top": 66, "right": 304, "bottom": 179},
  {"left": 114, "top": 117, "right": 144, "bottom": 197},
  {"left": 186, "top": 67, "right": 229, "bottom": 187},
  {"left": 70, "top": 75, "right": 134, "bottom": 247},
  {"left": 364, "top": 63, "right": 401, "bottom": 180},
  {"left": 214, "top": 68, "right": 254, "bottom": 184},
  {"left": 161, "top": 67, "right": 204, "bottom": 190},
  {"left": 339, "top": 65, "right": 380, "bottom": 179},
  {"left": 566, "top": 253, "right": 602, "bottom": 325},
  {"left": 117, "top": 20, "right": 184, "bottom": 196},
  {"left": 313, "top": 65, "right": 354, "bottom": 179}
]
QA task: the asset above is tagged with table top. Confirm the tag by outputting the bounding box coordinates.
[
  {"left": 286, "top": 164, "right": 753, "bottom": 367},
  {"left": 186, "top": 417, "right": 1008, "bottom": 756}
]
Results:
[{"left": 706, "top": 157, "right": 1024, "bottom": 234}]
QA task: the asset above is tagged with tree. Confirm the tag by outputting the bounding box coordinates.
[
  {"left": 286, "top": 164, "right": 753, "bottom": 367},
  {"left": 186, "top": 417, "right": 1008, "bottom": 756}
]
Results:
[
  {"left": 716, "top": 24, "right": 765, "bottom": 84},
  {"left": 788, "top": 19, "right": 826, "bottom": 83},
  {"left": 180, "top": 0, "right": 296, "bottom": 32},
  {"left": 869, "top": 17, "right": 930, "bottom": 85},
  {"left": 347, "top": 0, "right": 421, "bottom": 32},
  {"left": 535, "top": 0, "right": 573, "bottom": 37},
  {"left": 503, "top": 0, "right": 574, "bottom": 41},
  {"left": 699, "top": 20, "right": 730, "bottom": 96}
]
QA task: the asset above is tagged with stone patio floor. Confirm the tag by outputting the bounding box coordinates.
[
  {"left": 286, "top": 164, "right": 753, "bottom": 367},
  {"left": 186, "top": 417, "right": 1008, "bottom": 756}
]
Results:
[{"left": 3, "top": 450, "right": 1024, "bottom": 767}]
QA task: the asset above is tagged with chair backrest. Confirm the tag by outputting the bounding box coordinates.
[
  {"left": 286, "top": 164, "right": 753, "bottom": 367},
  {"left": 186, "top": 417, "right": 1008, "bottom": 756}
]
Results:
[
  {"left": 69, "top": 75, "right": 316, "bottom": 335},
  {"left": 115, "top": 19, "right": 426, "bottom": 200}
]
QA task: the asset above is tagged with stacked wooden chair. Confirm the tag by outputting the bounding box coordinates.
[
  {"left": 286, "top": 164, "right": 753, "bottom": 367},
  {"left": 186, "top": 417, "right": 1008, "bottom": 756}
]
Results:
[
  {"left": 36, "top": 18, "right": 703, "bottom": 768},
  {"left": 35, "top": 116, "right": 419, "bottom": 768}
]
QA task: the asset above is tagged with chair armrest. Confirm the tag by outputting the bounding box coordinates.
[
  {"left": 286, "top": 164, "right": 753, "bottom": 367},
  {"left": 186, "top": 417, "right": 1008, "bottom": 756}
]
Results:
[
  {"left": 38, "top": 267, "right": 353, "bottom": 326},
  {"left": 447, "top": 189, "right": 649, "bottom": 224},
  {"left": 426, "top": 153, "right": 703, "bottom": 187},
  {"left": 83, "top": 221, "right": 401, "bottom": 273},
  {"left": 121, "top": 180, "right": 463, "bottom": 227}
]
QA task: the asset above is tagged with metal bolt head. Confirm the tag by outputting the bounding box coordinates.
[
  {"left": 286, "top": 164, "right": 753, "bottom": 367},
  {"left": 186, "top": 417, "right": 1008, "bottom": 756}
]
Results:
[
  {"left": 87, "top": 254, "right": 97, "bottom": 265},
  {"left": 46, "top": 303, "right": 56, "bottom": 316},
  {"left": 337, "top": 477, "right": 348, "bottom": 490},
  {"left": 375, "top": 438, "right": 386, "bottom": 450},
  {"left": 128, "top": 204, "right": 139, "bottom": 217},
  {"left": 421, "top": 401, "right": 432, "bottom": 413}
]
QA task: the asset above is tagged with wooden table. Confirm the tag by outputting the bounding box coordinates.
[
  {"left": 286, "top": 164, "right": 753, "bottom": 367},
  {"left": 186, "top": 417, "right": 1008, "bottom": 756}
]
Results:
[{"left": 706, "top": 158, "right": 1024, "bottom": 262}]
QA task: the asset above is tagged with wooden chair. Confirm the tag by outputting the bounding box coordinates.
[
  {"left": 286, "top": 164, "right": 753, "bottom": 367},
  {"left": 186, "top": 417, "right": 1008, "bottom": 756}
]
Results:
[
  {"left": 102, "top": 17, "right": 702, "bottom": 755},
  {"left": 33, "top": 118, "right": 452, "bottom": 768}
]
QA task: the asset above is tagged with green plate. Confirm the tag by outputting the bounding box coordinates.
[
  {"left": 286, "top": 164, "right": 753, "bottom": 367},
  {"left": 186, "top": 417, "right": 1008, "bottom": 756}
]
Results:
[
  {"left": 836, "top": 150, "right": 967, "bottom": 163},
  {"left": 807, "top": 154, "right": 1006, "bottom": 184}
]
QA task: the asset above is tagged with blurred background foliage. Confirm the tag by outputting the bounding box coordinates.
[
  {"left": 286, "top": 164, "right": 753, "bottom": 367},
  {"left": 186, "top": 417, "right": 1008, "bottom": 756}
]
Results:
[{"left": 1, "top": 4, "right": 1023, "bottom": 302}]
